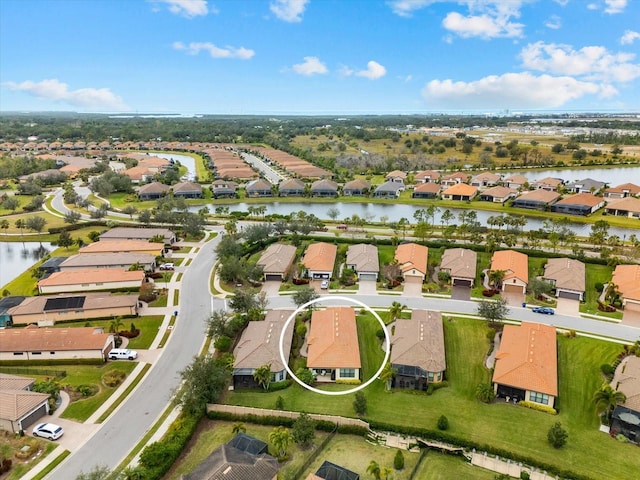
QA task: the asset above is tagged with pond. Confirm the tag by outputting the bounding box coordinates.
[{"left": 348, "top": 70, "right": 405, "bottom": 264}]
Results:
[
  {"left": 0, "top": 241, "right": 53, "bottom": 289},
  {"left": 498, "top": 165, "right": 640, "bottom": 185},
  {"left": 152, "top": 153, "right": 196, "bottom": 181}
]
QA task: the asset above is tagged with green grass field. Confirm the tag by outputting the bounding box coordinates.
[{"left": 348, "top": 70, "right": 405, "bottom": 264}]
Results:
[
  {"left": 356, "top": 313, "right": 385, "bottom": 383},
  {"left": 413, "top": 451, "right": 496, "bottom": 480},
  {"left": 580, "top": 264, "right": 620, "bottom": 318}
]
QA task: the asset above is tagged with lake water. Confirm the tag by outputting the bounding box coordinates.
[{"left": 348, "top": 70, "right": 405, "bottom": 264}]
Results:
[
  {"left": 497, "top": 166, "right": 640, "bottom": 185},
  {"left": 0, "top": 241, "right": 53, "bottom": 289},
  {"left": 152, "top": 152, "right": 197, "bottom": 181}
]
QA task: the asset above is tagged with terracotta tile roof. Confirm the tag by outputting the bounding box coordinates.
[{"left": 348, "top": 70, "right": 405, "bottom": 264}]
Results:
[
  {"left": 471, "top": 172, "right": 501, "bottom": 182},
  {"left": 604, "top": 183, "right": 640, "bottom": 196},
  {"left": 346, "top": 244, "right": 379, "bottom": 273},
  {"left": 606, "top": 197, "right": 640, "bottom": 214},
  {"left": 246, "top": 179, "right": 273, "bottom": 191},
  {"left": 504, "top": 174, "right": 528, "bottom": 185},
  {"left": 493, "top": 322, "right": 558, "bottom": 396},
  {"left": 80, "top": 240, "right": 164, "bottom": 254},
  {"left": 532, "top": 177, "right": 563, "bottom": 188},
  {"left": 442, "top": 183, "right": 478, "bottom": 197},
  {"left": 0, "top": 390, "right": 50, "bottom": 422},
  {"left": 257, "top": 243, "right": 297, "bottom": 275},
  {"left": 0, "top": 373, "right": 34, "bottom": 390},
  {"left": 555, "top": 193, "right": 604, "bottom": 207},
  {"left": 613, "top": 356, "right": 640, "bottom": 412},
  {"left": 391, "top": 310, "right": 445, "bottom": 372},
  {"left": 481, "top": 186, "right": 518, "bottom": 198},
  {"left": 172, "top": 181, "right": 202, "bottom": 193},
  {"left": 612, "top": 264, "right": 640, "bottom": 302},
  {"left": 302, "top": 242, "right": 337, "bottom": 273},
  {"left": 413, "top": 182, "right": 440, "bottom": 194},
  {"left": 278, "top": 178, "right": 306, "bottom": 190},
  {"left": 440, "top": 248, "right": 477, "bottom": 280},
  {"left": 310, "top": 179, "right": 338, "bottom": 191},
  {"left": 38, "top": 269, "right": 145, "bottom": 287},
  {"left": 543, "top": 258, "right": 585, "bottom": 292},
  {"left": 137, "top": 182, "right": 170, "bottom": 194},
  {"left": 0, "top": 327, "right": 112, "bottom": 352},
  {"left": 491, "top": 250, "right": 528, "bottom": 284},
  {"left": 415, "top": 170, "right": 441, "bottom": 181},
  {"left": 233, "top": 310, "right": 295, "bottom": 372},
  {"left": 441, "top": 172, "right": 470, "bottom": 182},
  {"left": 343, "top": 179, "right": 371, "bottom": 190},
  {"left": 307, "top": 307, "right": 361, "bottom": 369},
  {"left": 514, "top": 189, "right": 560, "bottom": 203},
  {"left": 395, "top": 243, "right": 428, "bottom": 275},
  {"left": 386, "top": 170, "right": 407, "bottom": 179}
]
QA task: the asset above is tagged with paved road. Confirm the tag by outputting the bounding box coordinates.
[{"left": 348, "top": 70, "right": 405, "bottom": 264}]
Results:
[
  {"left": 241, "top": 152, "right": 286, "bottom": 184},
  {"left": 50, "top": 232, "right": 225, "bottom": 478}
]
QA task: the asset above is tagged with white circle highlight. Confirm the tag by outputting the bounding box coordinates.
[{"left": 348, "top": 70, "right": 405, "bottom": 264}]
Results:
[{"left": 279, "top": 295, "right": 390, "bottom": 396}]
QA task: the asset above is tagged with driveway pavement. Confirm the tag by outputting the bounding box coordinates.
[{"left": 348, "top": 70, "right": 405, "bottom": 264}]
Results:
[
  {"left": 503, "top": 291, "right": 525, "bottom": 307},
  {"left": 261, "top": 280, "right": 282, "bottom": 297},
  {"left": 29, "top": 416, "right": 101, "bottom": 453},
  {"left": 403, "top": 277, "right": 423, "bottom": 297},
  {"left": 622, "top": 308, "right": 640, "bottom": 327},
  {"left": 451, "top": 285, "right": 471, "bottom": 301},
  {"left": 556, "top": 297, "right": 580, "bottom": 316},
  {"left": 358, "top": 280, "right": 378, "bottom": 294}
]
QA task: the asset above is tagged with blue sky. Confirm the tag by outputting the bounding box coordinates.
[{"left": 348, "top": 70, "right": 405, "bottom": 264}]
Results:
[{"left": 1, "top": 0, "right": 639, "bottom": 114}]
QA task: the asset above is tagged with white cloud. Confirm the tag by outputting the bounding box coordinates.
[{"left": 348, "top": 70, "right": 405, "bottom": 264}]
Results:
[
  {"left": 3, "top": 79, "right": 130, "bottom": 111},
  {"left": 270, "top": 0, "right": 309, "bottom": 22},
  {"left": 292, "top": 56, "right": 328, "bottom": 76},
  {"left": 553, "top": 0, "right": 569, "bottom": 5},
  {"left": 520, "top": 41, "right": 640, "bottom": 82},
  {"left": 398, "top": 74, "right": 413, "bottom": 82},
  {"left": 173, "top": 41, "right": 254, "bottom": 59},
  {"left": 156, "top": 0, "right": 209, "bottom": 18},
  {"left": 388, "top": 0, "right": 431, "bottom": 17},
  {"left": 587, "top": 3, "right": 598, "bottom": 9},
  {"left": 604, "top": 0, "right": 627, "bottom": 14},
  {"left": 421, "top": 72, "right": 616, "bottom": 109},
  {"left": 621, "top": 30, "right": 640, "bottom": 45},
  {"left": 442, "top": 11, "right": 524, "bottom": 38},
  {"left": 544, "top": 14, "right": 562, "bottom": 29},
  {"left": 356, "top": 61, "right": 387, "bottom": 80}
]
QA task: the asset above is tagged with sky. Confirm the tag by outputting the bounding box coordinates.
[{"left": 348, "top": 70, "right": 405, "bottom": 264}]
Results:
[{"left": 1, "top": 0, "right": 639, "bottom": 115}]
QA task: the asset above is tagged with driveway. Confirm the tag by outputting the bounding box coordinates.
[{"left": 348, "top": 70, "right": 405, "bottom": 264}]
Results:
[
  {"left": 403, "top": 277, "right": 423, "bottom": 297},
  {"left": 29, "top": 416, "right": 101, "bottom": 453},
  {"left": 502, "top": 291, "right": 525, "bottom": 307},
  {"left": 622, "top": 308, "right": 640, "bottom": 327},
  {"left": 451, "top": 285, "right": 471, "bottom": 301},
  {"left": 358, "top": 280, "right": 377, "bottom": 295},
  {"left": 261, "top": 280, "right": 282, "bottom": 297},
  {"left": 555, "top": 297, "right": 580, "bottom": 316}
]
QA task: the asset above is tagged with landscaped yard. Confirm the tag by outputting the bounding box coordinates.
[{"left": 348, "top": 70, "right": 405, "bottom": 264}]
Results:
[
  {"left": 412, "top": 451, "right": 496, "bottom": 480},
  {"left": 581, "top": 263, "right": 621, "bottom": 319},
  {"left": 74, "top": 315, "right": 164, "bottom": 349},
  {"left": 225, "top": 317, "right": 639, "bottom": 479},
  {"left": 356, "top": 313, "right": 386, "bottom": 383}
]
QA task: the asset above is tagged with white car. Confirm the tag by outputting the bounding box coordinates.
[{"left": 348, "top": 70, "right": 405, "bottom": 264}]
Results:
[
  {"left": 159, "top": 262, "right": 175, "bottom": 270},
  {"left": 320, "top": 280, "right": 329, "bottom": 290},
  {"left": 109, "top": 348, "right": 138, "bottom": 360},
  {"left": 33, "top": 423, "right": 64, "bottom": 440}
]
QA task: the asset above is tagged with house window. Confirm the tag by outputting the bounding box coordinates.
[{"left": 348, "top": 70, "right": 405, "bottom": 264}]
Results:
[
  {"left": 50, "top": 352, "right": 56, "bottom": 355},
  {"left": 339, "top": 368, "right": 356, "bottom": 378},
  {"left": 529, "top": 391, "right": 549, "bottom": 405},
  {"left": 13, "top": 352, "right": 24, "bottom": 356},
  {"left": 31, "top": 352, "right": 42, "bottom": 355},
  {"left": 427, "top": 372, "right": 434, "bottom": 382}
]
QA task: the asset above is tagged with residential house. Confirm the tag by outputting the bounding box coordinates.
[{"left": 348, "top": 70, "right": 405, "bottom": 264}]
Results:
[
  {"left": 7, "top": 293, "right": 139, "bottom": 325},
  {"left": 245, "top": 179, "right": 273, "bottom": 197},
  {"left": 0, "top": 296, "right": 26, "bottom": 327},
  {"left": 531, "top": 177, "right": 563, "bottom": 191},
  {"left": 490, "top": 250, "right": 528, "bottom": 294},
  {"left": 302, "top": 242, "right": 337, "bottom": 279},
  {"left": 542, "top": 258, "right": 586, "bottom": 301},
  {"left": 605, "top": 197, "right": 640, "bottom": 219},
  {"left": 310, "top": 179, "right": 339, "bottom": 197},
  {"left": 373, "top": 181, "right": 404, "bottom": 198},
  {"left": 0, "top": 326, "right": 114, "bottom": 361},
  {"left": 611, "top": 356, "right": 640, "bottom": 443},
  {"left": 612, "top": 264, "right": 640, "bottom": 312},
  {"left": 414, "top": 170, "right": 441, "bottom": 183},
  {"left": 257, "top": 243, "right": 297, "bottom": 281},
  {"left": 565, "top": 178, "right": 607, "bottom": 194},
  {"left": 470, "top": 172, "right": 501, "bottom": 188},
  {"left": 342, "top": 179, "right": 370, "bottom": 197},
  {"left": 99, "top": 227, "right": 176, "bottom": 244},
  {"left": 441, "top": 183, "right": 478, "bottom": 201},
  {"left": 440, "top": 248, "right": 477, "bottom": 287},
  {"left": 412, "top": 182, "right": 440, "bottom": 199},
  {"left": 0, "top": 374, "right": 50, "bottom": 433},
  {"left": 210, "top": 180, "right": 238, "bottom": 199},
  {"left": 385, "top": 170, "right": 407, "bottom": 183},
  {"left": 440, "top": 172, "right": 470, "bottom": 187},
  {"left": 79, "top": 240, "right": 165, "bottom": 256},
  {"left": 552, "top": 193, "right": 605, "bottom": 216},
  {"left": 59, "top": 252, "right": 157, "bottom": 272},
  {"left": 493, "top": 322, "right": 558, "bottom": 408},
  {"left": 123, "top": 165, "right": 155, "bottom": 183},
  {"left": 395, "top": 243, "right": 428, "bottom": 281},
  {"left": 346, "top": 244, "right": 379, "bottom": 281},
  {"left": 232, "top": 310, "right": 294, "bottom": 389},
  {"left": 503, "top": 174, "right": 528, "bottom": 190},
  {"left": 38, "top": 257, "right": 66, "bottom": 275},
  {"left": 512, "top": 190, "right": 560, "bottom": 210},
  {"left": 180, "top": 433, "right": 278, "bottom": 480},
  {"left": 172, "top": 181, "right": 203, "bottom": 198},
  {"left": 307, "top": 461, "right": 360, "bottom": 480},
  {"left": 278, "top": 178, "right": 306, "bottom": 197},
  {"left": 479, "top": 185, "right": 518, "bottom": 203},
  {"left": 307, "top": 307, "right": 361, "bottom": 382},
  {"left": 37, "top": 269, "right": 145, "bottom": 294},
  {"left": 604, "top": 183, "right": 640, "bottom": 199},
  {"left": 137, "top": 182, "right": 170, "bottom": 200},
  {"left": 391, "top": 310, "right": 445, "bottom": 391}
]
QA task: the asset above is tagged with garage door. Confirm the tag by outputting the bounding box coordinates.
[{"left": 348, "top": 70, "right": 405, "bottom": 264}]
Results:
[
  {"left": 558, "top": 290, "right": 581, "bottom": 301},
  {"left": 20, "top": 403, "right": 47, "bottom": 430},
  {"left": 453, "top": 278, "right": 472, "bottom": 287},
  {"left": 504, "top": 284, "right": 524, "bottom": 293},
  {"left": 264, "top": 274, "right": 282, "bottom": 281},
  {"left": 359, "top": 273, "right": 377, "bottom": 281}
]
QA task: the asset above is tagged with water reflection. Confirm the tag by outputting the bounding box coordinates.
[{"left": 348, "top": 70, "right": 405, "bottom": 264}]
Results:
[{"left": 0, "top": 242, "right": 52, "bottom": 288}]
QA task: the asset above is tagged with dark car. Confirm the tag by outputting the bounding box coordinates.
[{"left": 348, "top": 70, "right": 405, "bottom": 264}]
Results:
[{"left": 532, "top": 306, "right": 555, "bottom": 315}]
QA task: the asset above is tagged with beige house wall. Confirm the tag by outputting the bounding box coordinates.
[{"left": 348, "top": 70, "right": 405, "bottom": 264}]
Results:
[
  {"left": 0, "top": 348, "right": 107, "bottom": 361},
  {"left": 39, "top": 279, "right": 143, "bottom": 294},
  {"left": 11, "top": 305, "right": 137, "bottom": 325}
]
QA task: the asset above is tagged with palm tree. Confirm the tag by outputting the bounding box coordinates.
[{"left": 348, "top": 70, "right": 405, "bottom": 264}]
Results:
[
  {"left": 269, "top": 426, "right": 293, "bottom": 458},
  {"left": 593, "top": 384, "right": 626, "bottom": 422},
  {"left": 488, "top": 269, "right": 506, "bottom": 289},
  {"left": 232, "top": 423, "right": 246, "bottom": 434},
  {"left": 381, "top": 466, "right": 393, "bottom": 480},
  {"left": 109, "top": 317, "right": 124, "bottom": 343},
  {"left": 379, "top": 362, "right": 396, "bottom": 391},
  {"left": 15, "top": 218, "right": 24, "bottom": 237},
  {"left": 388, "top": 301, "right": 406, "bottom": 324},
  {"left": 253, "top": 363, "right": 273, "bottom": 390},
  {"left": 367, "top": 460, "right": 381, "bottom": 480}
]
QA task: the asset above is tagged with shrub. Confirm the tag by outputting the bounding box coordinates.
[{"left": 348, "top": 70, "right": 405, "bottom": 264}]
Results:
[
  {"left": 426, "top": 381, "right": 448, "bottom": 395},
  {"left": 437, "top": 415, "right": 449, "bottom": 431},
  {"left": 214, "top": 335, "right": 232, "bottom": 352},
  {"left": 102, "top": 369, "right": 127, "bottom": 388},
  {"left": 547, "top": 422, "right": 568, "bottom": 449},
  {"left": 267, "top": 380, "right": 292, "bottom": 392},
  {"left": 394, "top": 449, "right": 405, "bottom": 470},
  {"left": 519, "top": 401, "right": 557, "bottom": 415},
  {"left": 0, "top": 458, "right": 12, "bottom": 474},
  {"left": 76, "top": 384, "right": 99, "bottom": 397},
  {"left": 595, "top": 282, "right": 604, "bottom": 293},
  {"left": 353, "top": 391, "right": 367, "bottom": 416},
  {"left": 336, "top": 379, "right": 361, "bottom": 385},
  {"left": 520, "top": 471, "right": 531, "bottom": 480},
  {"left": 482, "top": 289, "right": 496, "bottom": 297},
  {"left": 275, "top": 396, "right": 284, "bottom": 410},
  {"left": 600, "top": 363, "right": 615, "bottom": 377}
]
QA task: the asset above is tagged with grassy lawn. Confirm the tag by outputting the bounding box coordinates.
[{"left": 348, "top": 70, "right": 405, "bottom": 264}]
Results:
[
  {"left": 149, "top": 293, "right": 169, "bottom": 307},
  {"left": 74, "top": 315, "right": 164, "bottom": 349},
  {"left": 225, "top": 317, "right": 639, "bottom": 479},
  {"left": 413, "top": 451, "right": 496, "bottom": 480},
  {"left": 580, "top": 264, "right": 620, "bottom": 318},
  {"left": 356, "top": 313, "right": 385, "bottom": 383}
]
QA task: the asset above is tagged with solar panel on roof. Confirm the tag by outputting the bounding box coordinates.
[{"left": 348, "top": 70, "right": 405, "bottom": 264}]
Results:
[{"left": 44, "top": 296, "right": 86, "bottom": 311}]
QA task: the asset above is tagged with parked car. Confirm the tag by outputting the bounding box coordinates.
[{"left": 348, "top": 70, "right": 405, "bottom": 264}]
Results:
[
  {"left": 532, "top": 306, "right": 555, "bottom": 315},
  {"left": 109, "top": 348, "right": 138, "bottom": 360},
  {"left": 33, "top": 423, "right": 64, "bottom": 440},
  {"left": 159, "top": 262, "right": 175, "bottom": 270},
  {"left": 320, "top": 280, "right": 329, "bottom": 289}
]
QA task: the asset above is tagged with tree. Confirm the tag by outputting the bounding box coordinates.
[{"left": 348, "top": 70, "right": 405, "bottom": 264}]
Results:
[
  {"left": 441, "top": 209, "right": 454, "bottom": 228},
  {"left": 488, "top": 269, "right": 506, "bottom": 289},
  {"left": 75, "top": 465, "right": 111, "bottom": 480},
  {"left": 388, "top": 301, "right": 406, "bottom": 323},
  {"left": 477, "top": 298, "right": 509, "bottom": 325},
  {"left": 25, "top": 215, "right": 47, "bottom": 234},
  {"left": 292, "top": 412, "right": 316, "bottom": 448},
  {"left": 379, "top": 361, "right": 395, "bottom": 391},
  {"left": 327, "top": 207, "right": 340, "bottom": 221},
  {"left": 138, "top": 209, "right": 152, "bottom": 224},
  {"left": 179, "top": 354, "right": 231, "bottom": 415},
  {"left": 253, "top": 363, "right": 273, "bottom": 391},
  {"left": 437, "top": 415, "right": 449, "bottom": 430},
  {"left": 367, "top": 460, "right": 381, "bottom": 480},
  {"left": 64, "top": 210, "right": 82, "bottom": 225},
  {"left": 547, "top": 422, "right": 568, "bottom": 449},
  {"left": 528, "top": 278, "right": 554, "bottom": 299},
  {"left": 229, "top": 288, "right": 264, "bottom": 315},
  {"left": 1, "top": 196, "right": 19, "bottom": 211},
  {"left": 381, "top": 466, "right": 393, "bottom": 480},
  {"left": 593, "top": 384, "right": 626, "bottom": 422},
  {"left": 394, "top": 449, "right": 405, "bottom": 470},
  {"left": 293, "top": 287, "right": 320, "bottom": 311},
  {"left": 269, "top": 426, "right": 293, "bottom": 458},
  {"left": 589, "top": 220, "right": 610, "bottom": 247},
  {"left": 242, "top": 223, "right": 273, "bottom": 245},
  {"left": 225, "top": 219, "right": 238, "bottom": 235},
  {"left": 58, "top": 230, "right": 74, "bottom": 249},
  {"left": 296, "top": 367, "right": 316, "bottom": 385},
  {"left": 206, "top": 310, "right": 230, "bottom": 338},
  {"left": 476, "top": 382, "right": 495, "bottom": 403},
  {"left": 0, "top": 219, "right": 9, "bottom": 234},
  {"left": 232, "top": 423, "right": 246, "bottom": 434},
  {"left": 119, "top": 466, "right": 146, "bottom": 480},
  {"left": 353, "top": 391, "right": 367, "bottom": 416},
  {"left": 122, "top": 205, "right": 138, "bottom": 219}
]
